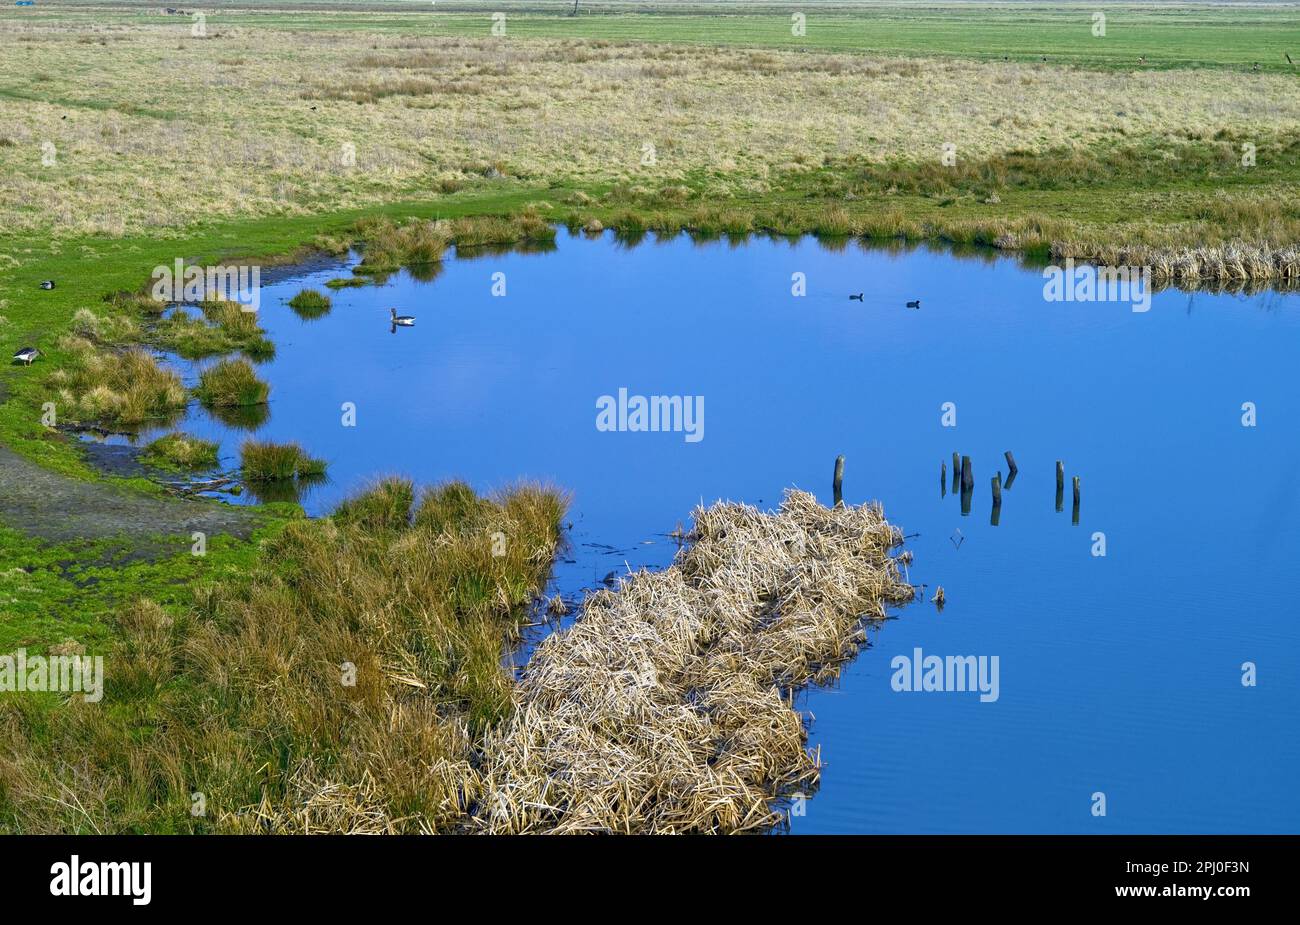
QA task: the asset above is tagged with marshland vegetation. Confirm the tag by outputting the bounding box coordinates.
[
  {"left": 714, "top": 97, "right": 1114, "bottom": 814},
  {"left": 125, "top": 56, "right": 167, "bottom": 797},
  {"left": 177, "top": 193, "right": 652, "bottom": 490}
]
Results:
[
  {"left": 0, "top": 478, "right": 567, "bottom": 833},
  {"left": 0, "top": 482, "right": 921, "bottom": 834}
]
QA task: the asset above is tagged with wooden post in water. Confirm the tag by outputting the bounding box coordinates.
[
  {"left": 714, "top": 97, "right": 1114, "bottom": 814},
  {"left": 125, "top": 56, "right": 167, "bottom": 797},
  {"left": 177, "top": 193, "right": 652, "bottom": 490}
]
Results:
[
  {"left": 1055, "top": 460, "right": 1065, "bottom": 512},
  {"left": 941, "top": 461, "right": 947, "bottom": 498},
  {"left": 990, "top": 472, "right": 1002, "bottom": 526},
  {"left": 1072, "top": 475, "right": 1081, "bottom": 525},
  {"left": 833, "top": 455, "right": 845, "bottom": 507},
  {"left": 951, "top": 452, "right": 960, "bottom": 493},
  {"left": 961, "top": 457, "right": 972, "bottom": 519},
  {"left": 1003, "top": 450, "right": 1018, "bottom": 489}
]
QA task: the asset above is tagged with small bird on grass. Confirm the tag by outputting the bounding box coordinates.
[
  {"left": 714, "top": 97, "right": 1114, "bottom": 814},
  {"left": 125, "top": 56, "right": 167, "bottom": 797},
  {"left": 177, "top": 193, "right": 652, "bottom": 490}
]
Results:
[
  {"left": 849, "top": 292, "right": 863, "bottom": 301},
  {"left": 39, "top": 280, "right": 55, "bottom": 290},
  {"left": 12, "top": 346, "right": 40, "bottom": 365}
]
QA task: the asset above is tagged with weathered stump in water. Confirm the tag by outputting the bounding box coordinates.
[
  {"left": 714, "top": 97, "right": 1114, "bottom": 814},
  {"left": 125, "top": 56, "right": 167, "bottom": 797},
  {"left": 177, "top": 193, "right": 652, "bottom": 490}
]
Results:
[
  {"left": 833, "top": 455, "right": 845, "bottom": 507},
  {"left": 941, "top": 461, "right": 947, "bottom": 498},
  {"left": 990, "top": 473, "right": 1002, "bottom": 526},
  {"left": 1056, "top": 460, "right": 1065, "bottom": 512},
  {"left": 960, "top": 455, "right": 973, "bottom": 491},
  {"left": 1003, "top": 451, "right": 1018, "bottom": 489},
  {"left": 1072, "top": 475, "right": 1080, "bottom": 525},
  {"left": 951, "top": 452, "right": 960, "bottom": 494}
]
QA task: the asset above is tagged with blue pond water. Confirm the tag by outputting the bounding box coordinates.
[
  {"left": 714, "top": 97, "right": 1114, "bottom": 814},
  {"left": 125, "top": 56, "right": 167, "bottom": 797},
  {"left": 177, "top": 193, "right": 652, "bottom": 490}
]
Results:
[{"left": 114, "top": 229, "right": 1300, "bottom": 833}]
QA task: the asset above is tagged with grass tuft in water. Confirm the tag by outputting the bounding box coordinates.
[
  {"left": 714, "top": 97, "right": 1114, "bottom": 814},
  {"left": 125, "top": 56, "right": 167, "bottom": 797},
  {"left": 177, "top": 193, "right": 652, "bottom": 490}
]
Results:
[
  {"left": 287, "top": 289, "right": 332, "bottom": 319},
  {"left": 154, "top": 300, "right": 273, "bottom": 360},
  {"left": 194, "top": 358, "right": 270, "bottom": 408},
  {"left": 141, "top": 432, "right": 220, "bottom": 470},
  {"left": 240, "top": 440, "right": 327, "bottom": 481}
]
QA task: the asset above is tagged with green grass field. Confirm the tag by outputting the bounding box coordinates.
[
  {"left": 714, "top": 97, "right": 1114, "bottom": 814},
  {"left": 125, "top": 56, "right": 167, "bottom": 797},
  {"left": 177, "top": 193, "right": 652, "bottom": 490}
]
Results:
[{"left": 22, "top": 2, "right": 1300, "bottom": 71}]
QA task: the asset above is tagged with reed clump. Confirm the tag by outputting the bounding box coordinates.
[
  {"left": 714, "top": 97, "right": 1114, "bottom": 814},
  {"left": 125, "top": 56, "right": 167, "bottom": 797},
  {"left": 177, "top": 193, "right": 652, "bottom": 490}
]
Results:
[
  {"left": 141, "top": 431, "right": 220, "bottom": 470},
  {"left": 474, "top": 489, "right": 914, "bottom": 834},
  {"left": 194, "top": 358, "right": 270, "bottom": 408}
]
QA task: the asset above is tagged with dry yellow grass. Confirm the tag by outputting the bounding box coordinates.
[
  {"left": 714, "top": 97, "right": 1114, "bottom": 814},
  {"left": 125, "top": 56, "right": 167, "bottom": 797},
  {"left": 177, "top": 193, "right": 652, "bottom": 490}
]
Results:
[
  {"left": 2, "top": 18, "right": 1298, "bottom": 238},
  {"left": 475, "top": 490, "right": 914, "bottom": 834}
]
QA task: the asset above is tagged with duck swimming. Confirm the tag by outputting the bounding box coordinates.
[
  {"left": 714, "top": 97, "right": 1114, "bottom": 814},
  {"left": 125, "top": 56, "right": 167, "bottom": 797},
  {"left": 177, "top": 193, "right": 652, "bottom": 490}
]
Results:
[
  {"left": 906, "top": 299, "right": 921, "bottom": 309},
  {"left": 849, "top": 293, "right": 864, "bottom": 301},
  {"left": 389, "top": 308, "right": 415, "bottom": 327}
]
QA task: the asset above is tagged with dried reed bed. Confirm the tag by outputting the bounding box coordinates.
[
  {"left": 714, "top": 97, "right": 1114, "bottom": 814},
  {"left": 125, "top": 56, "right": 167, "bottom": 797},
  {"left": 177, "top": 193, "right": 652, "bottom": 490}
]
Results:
[
  {"left": 473, "top": 489, "right": 914, "bottom": 834},
  {"left": 1052, "top": 241, "right": 1300, "bottom": 284}
]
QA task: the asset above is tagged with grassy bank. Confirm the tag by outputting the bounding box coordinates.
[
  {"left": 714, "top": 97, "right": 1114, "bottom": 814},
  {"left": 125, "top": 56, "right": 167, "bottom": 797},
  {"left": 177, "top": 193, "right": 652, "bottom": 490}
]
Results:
[{"left": 0, "top": 478, "right": 566, "bottom": 833}]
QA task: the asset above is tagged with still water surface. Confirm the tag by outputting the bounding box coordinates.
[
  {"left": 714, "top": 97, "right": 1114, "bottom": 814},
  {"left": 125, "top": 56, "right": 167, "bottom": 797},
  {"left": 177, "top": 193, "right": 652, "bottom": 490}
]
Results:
[{"left": 114, "top": 229, "right": 1300, "bottom": 833}]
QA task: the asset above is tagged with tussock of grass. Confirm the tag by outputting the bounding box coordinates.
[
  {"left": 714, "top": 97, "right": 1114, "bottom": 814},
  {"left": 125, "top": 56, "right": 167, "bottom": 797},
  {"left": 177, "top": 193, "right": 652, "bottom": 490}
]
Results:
[
  {"left": 354, "top": 217, "right": 451, "bottom": 275},
  {"left": 194, "top": 358, "right": 269, "bottom": 408},
  {"left": 46, "top": 340, "right": 187, "bottom": 426},
  {"left": 0, "top": 479, "right": 566, "bottom": 833},
  {"left": 141, "top": 432, "right": 219, "bottom": 470},
  {"left": 350, "top": 213, "right": 558, "bottom": 275},
  {"left": 287, "top": 288, "right": 331, "bottom": 319},
  {"left": 332, "top": 476, "right": 414, "bottom": 532},
  {"left": 240, "top": 439, "right": 326, "bottom": 482},
  {"left": 68, "top": 307, "right": 139, "bottom": 346},
  {"left": 450, "top": 210, "right": 556, "bottom": 248},
  {"left": 154, "top": 302, "right": 273, "bottom": 361},
  {"left": 476, "top": 490, "right": 913, "bottom": 833},
  {"left": 324, "top": 276, "right": 369, "bottom": 290}
]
